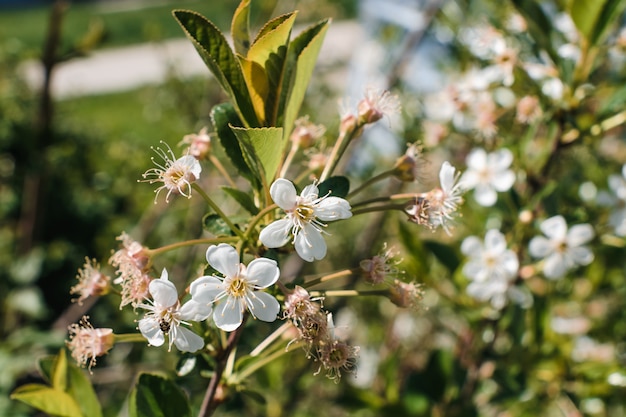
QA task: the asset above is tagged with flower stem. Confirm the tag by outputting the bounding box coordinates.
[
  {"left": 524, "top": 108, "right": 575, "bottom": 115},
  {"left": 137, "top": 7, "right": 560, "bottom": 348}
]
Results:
[
  {"left": 234, "top": 341, "right": 303, "bottom": 384},
  {"left": 351, "top": 203, "right": 407, "bottom": 216},
  {"left": 148, "top": 237, "right": 239, "bottom": 257},
  {"left": 346, "top": 169, "right": 395, "bottom": 199},
  {"left": 250, "top": 322, "right": 292, "bottom": 357},
  {"left": 209, "top": 154, "right": 237, "bottom": 188},
  {"left": 304, "top": 269, "right": 355, "bottom": 289},
  {"left": 114, "top": 333, "right": 148, "bottom": 343},
  {"left": 319, "top": 124, "right": 363, "bottom": 182},
  {"left": 279, "top": 142, "right": 300, "bottom": 178},
  {"left": 309, "top": 289, "right": 389, "bottom": 298},
  {"left": 192, "top": 183, "right": 246, "bottom": 241}
]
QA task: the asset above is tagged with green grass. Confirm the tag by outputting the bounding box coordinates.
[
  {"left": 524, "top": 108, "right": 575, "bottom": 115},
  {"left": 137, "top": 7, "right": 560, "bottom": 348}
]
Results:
[
  {"left": 0, "top": 0, "right": 356, "bottom": 58},
  {"left": 0, "top": 0, "right": 247, "bottom": 56}
]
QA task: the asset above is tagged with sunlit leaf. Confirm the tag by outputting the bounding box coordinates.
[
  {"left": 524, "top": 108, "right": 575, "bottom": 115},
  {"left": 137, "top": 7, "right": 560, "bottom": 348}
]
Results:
[
  {"left": 231, "top": 126, "right": 285, "bottom": 185},
  {"left": 211, "top": 103, "right": 261, "bottom": 190},
  {"left": 231, "top": 0, "right": 251, "bottom": 55},
  {"left": 51, "top": 348, "right": 68, "bottom": 391},
  {"left": 278, "top": 19, "right": 330, "bottom": 141},
  {"left": 11, "top": 384, "right": 82, "bottom": 417},
  {"left": 173, "top": 10, "right": 258, "bottom": 126},
  {"left": 570, "top": 0, "right": 608, "bottom": 41},
  {"left": 67, "top": 361, "right": 103, "bottom": 417},
  {"left": 129, "top": 373, "right": 191, "bottom": 417}
]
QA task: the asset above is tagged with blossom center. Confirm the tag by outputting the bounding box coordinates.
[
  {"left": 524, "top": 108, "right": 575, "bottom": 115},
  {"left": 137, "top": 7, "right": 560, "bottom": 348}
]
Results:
[
  {"left": 295, "top": 203, "right": 316, "bottom": 223},
  {"left": 227, "top": 276, "right": 249, "bottom": 298}
]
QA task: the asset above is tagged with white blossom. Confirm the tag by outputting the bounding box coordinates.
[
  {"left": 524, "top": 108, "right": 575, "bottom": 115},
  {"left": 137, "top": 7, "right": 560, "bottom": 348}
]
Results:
[
  {"left": 259, "top": 178, "right": 352, "bottom": 262},
  {"left": 528, "top": 215, "right": 595, "bottom": 279},
  {"left": 461, "top": 148, "right": 516, "bottom": 207},
  {"left": 137, "top": 269, "right": 211, "bottom": 352},
  {"left": 461, "top": 229, "right": 519, "bottom": 309},
  {"left": 190, "top": 244, "right": 280, "bottom": 331},
  {"left": 597, "top": 165, "right": 626, "bottom": 236}
]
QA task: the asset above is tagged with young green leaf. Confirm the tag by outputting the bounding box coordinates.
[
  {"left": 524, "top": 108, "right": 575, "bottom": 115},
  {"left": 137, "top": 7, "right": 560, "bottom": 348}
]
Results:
[
  {"left": 278, "top": 19, "right": 330, "bottom": 142},
  {"left": 51, "top": 348, "right": 68, "bottom": 391},
  {"left": 203, "top": 213, "right": 233, "bottom": 237},
  {"left": 211, "top": 102, "right": 261, "bottom": 190},
  {"left": 173, "top": 10, "right": 258, "bottom": 127},
  {"left": 570, "top": 0, "right": 608, "bottom": 42},
  {"left": 67, "top": 360, "right": 103, "bottom": 417},
  {"left": 231, "top": 0, "right": 251, "bottom": 55},
  {"left": 223, "top": 186, "right": 260, "bottom": 214},
  {"left": 317, "top": 176, "right": 350, "bottom": 198},
  {"left": 231, "top": 126, "right": 285, "bottom": 185},
  {"left": 245, "top": 12, "right": 297, "bottom": 125},
  {"left": 11, "top": 384, "right": 83, "bottom": 417},
  {"left": 129, "top": 373, "right": 192, "bottom": 417},
  {"left": 589, "top": 0, "right": 626, "bottom": 45}
]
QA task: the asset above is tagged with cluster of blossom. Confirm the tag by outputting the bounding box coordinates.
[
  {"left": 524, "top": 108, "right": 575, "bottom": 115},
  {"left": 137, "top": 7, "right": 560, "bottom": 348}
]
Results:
[
  {"left": 283, "top": 286, "right": 359, "bottom": 382},
  {"left": 65, "top": 86, "right": 464, "bottom": 385}
]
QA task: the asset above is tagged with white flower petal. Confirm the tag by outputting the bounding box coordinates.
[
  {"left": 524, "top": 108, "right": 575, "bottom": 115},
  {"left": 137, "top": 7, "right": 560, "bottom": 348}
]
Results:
[
  {"left": 567, "top": 224, "right": 595, "bottom": 247},
  {"left": 138, "top": 318, "right": 165, "bottom": 347},
  {"left": 543, "top": 253, "right": 568, "bottom": 279},
  {"left": 463, "top": 260, "right": 488, "bottom": 281},
  {"left": 460, "top": 171, "right": 480, "bottom": 189},
  {"left": 149, "top": 274, "right": 178, "bottom": 307},
  {"left": 568, "top": 246, "right": 594, "bottom": 266},
  {"left": 179, "top": 155, "right": 202, "bottom": 180},
  {"left": 501, "top": 251, "right": 520, "bottom": 278},
  {"left": 189, "top": 276, "right": 224, "bottom": 304},
  {"left": 474, "top": 184, "right": 498, "bottom": 206},
  {"left": 214, "top": 299, "right": 244, "bottom": 331},
  {"left": 491, "top": 170, "right": 516, "bottom": 192},
  {"left": 439, "top": 161, "right": 457, "bottom": 192},
  {"left": 206, "top": 244, "right": 240, "bottom": 277},
  {"left": 466, "top": 148, "right": 487, "bottom": 170},
  {"left": 301, "top": 183, "right": 319, "bottom": 199},
  {"left": 259, "top": 218, "right": 292, "bottom": 248},
  {"left": 529, "top": 236, "right": 552, "bottom": 258},
  {"left": 484, "top": 229, "right": 507, "bottom": 254},
  {"left": 314, "top": 197, "right": 352, "bottom": 221},
  {"left": 461, "top": 236, "right": 482, "bottom": 256},
  {"left": 490, "top": 148, "right": 513, "bottom": 171},
  {"left": 294, "top": 224, "right": 327, "bottom": 262},
  {"left": 179, "top": 299, "right": 213, "bottom": 321},
  {"left": 173, "top": 327, "right": 205, "bottom": 352},
  {"left": 247, "top": 291, "right": 280, "bottom": 322},
  {"left": 246, "top": 258, "right": 280, "bottom": 288},
  {"left": 540, "top": 215, "right": 567, "bottom": 240},
  {"left": 270, "top": 178, "right": 298, "bottom": 210}
]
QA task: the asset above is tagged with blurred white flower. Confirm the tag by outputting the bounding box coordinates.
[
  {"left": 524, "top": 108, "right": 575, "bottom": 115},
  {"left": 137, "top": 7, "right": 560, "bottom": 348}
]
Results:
[
  {"left": 137, "top": 269, "right": 211, "bottom": 352},
  {"left": 259, "top": 178, "right": 352, "bottom": 262},
  {"left": 528, "top": 215, "right": 595, "bottom": 279},
  {"left": 461, "top": 229, "right": 519, "bottom": 309},
  {"left": 461, "top": 148, "right": 516, "bottom": 207},
  {"left": 190, "top": 244, "right": 280, "bottom": 331},
  {"left": 597, "top": 165, "right": 626, "bottom": 236}
]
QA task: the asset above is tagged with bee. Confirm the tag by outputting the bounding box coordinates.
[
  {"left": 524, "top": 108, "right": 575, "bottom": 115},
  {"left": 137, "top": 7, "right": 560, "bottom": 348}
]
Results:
[{"left": 159, "top": 319, "right": 171, "bottom": 334}]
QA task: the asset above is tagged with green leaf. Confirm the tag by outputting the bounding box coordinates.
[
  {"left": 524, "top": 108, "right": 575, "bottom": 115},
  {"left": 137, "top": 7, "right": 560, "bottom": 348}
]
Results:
[
  {"left": 211, "top": 103, "right": 261, "bottom": 190},
  {"left": 589, "top": 0, "right": 626, "bottom": 44},
  {"left": 11, "top": 384, "right": 83, "bottom": 417},
  {"left": 129, "top": 373, "right": 191, "bottom": 417},
  {"left": 222, "top": 186, "right": 259, "bottom": 214},
  {"left": 67, "top": 361, "right": 103, "bottom": 417},
  {"left": 231, "top": 126, "right": 285, "bottom": 184},
  {"left": 203, "top": 213, "right": 233, "bottom": 237},
  {"left": 231, "top": 0, "right": 251, "bottom": 55},
  {"left": 173, "top": 10, "right": 258, "bottom": 127},
  {"left": 38, "top": 355, "right": 55, "bottom": 384},
  {"left": 317, "top": 176, "right": 350, "bottom": 198},
  {"left": 279, "top": 19, "right": 330, "bottom": 141},
  {"left": 51, "top": 348, "right": 68, "bottom": 391},
  {"left": 424, "top": 240, "right": 460, "bottom": 273},
  {"left": 570, "top": 0, "right": 608, "bottom": 41},
  {"left": 245, "top": 12, "right": 297, "bottom": 125},
  {"left": 510, "top": 0, "right": 559, "bottom": 64}
]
